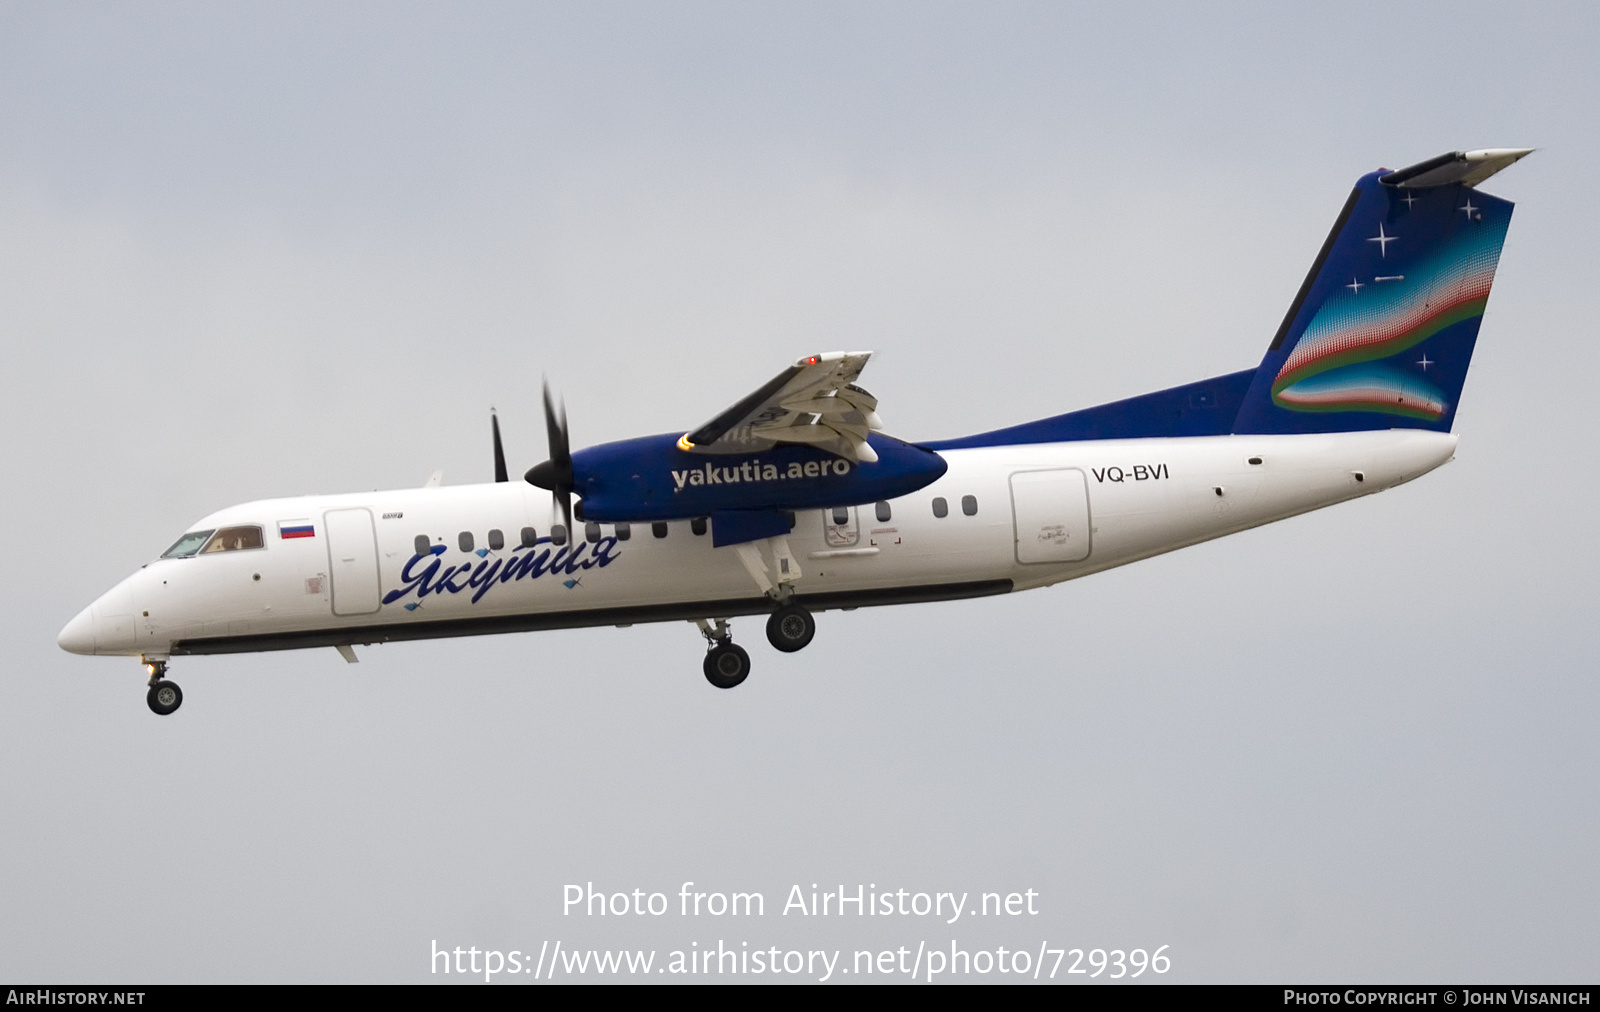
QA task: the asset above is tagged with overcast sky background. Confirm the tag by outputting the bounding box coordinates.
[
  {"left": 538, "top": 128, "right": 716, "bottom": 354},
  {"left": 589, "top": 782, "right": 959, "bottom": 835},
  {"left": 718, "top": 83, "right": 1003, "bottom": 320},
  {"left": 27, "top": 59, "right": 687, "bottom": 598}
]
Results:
[{"left": 2, "top": 1, "right": 1596, "bottom": 984}]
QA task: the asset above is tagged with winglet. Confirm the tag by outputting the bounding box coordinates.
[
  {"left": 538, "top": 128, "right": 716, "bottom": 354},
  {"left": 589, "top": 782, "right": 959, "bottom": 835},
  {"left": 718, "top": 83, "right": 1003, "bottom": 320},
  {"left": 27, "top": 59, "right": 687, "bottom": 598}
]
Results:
[{"left": 422, "top": 469, "right": 444, "bottom": 488}]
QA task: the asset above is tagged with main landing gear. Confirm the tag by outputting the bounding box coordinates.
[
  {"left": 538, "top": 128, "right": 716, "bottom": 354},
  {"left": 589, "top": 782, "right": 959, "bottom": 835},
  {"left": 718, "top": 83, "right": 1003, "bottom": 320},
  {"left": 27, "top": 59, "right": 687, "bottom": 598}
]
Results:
[
  {"left": 697, "top": 619, "right": 751, "bottom": 689},
  {"left": 144, "top": 659, "right": 183, "bottom": 716},
  {"left": 695, "top": 602, "right": 816, "bottom": 689},
  {"left": 704, "top": 641, "right": 752, "bottom": 690},
  {"left": 765, "top": 603, "right": 816, "bottom": 653}
]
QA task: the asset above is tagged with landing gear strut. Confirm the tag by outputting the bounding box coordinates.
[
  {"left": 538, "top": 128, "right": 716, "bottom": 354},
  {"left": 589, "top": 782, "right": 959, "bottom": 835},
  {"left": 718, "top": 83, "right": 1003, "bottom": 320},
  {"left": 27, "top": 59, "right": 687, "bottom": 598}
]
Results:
[
  {"left": 765, "top": 603, "right": 815, "bottom": 653},
  {"left": 696, "top": 619, "right": 751, "bottom": 689},
  {"left": 144, "top": 660, "right": 183, "bottom": 716}
]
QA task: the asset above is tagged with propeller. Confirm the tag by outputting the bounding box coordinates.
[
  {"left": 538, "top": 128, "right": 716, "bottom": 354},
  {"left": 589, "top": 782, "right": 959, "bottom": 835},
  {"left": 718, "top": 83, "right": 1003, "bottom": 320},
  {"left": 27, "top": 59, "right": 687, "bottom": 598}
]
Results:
[
  {"left": 491, "top": 409, "right": 508, "bottom": 483},
  {"left": 524, "top": 379, "right": 574, "bottom": 533}
]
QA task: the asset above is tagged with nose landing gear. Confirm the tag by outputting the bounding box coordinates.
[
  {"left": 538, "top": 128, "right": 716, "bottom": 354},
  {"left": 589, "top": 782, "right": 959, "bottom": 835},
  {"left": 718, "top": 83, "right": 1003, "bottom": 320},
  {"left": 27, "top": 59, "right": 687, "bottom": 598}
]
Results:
[{"left": 144, "top": 659, "right": 183, "bottom": 716}]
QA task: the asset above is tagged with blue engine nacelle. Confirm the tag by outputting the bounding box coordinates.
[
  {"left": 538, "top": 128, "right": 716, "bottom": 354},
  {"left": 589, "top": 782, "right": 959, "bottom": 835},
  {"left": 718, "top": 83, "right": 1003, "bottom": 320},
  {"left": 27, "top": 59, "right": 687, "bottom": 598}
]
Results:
[{"left": 569, "top": 432, "right": 947, "bottom": 544}]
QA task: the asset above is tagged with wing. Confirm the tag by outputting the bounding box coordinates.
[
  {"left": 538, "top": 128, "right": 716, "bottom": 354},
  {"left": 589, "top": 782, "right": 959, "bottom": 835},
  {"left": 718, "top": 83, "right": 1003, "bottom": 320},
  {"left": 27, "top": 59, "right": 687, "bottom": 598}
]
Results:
[{"left": 680, "top": 351, "right": 887, "bottom": 463}]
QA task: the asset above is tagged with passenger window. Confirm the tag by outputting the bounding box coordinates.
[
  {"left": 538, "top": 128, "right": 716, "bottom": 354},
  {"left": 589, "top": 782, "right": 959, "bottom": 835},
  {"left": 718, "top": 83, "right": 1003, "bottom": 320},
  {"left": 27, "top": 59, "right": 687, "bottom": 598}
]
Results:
[
  {"left": 201, "top": 526, "right": 264, "bottom": 553},
  {"left": 550, "top": 524, "right": 568, "bottom": 546},
  {"left": 691, "top": 517, "right": 708, "bottom": 536},
  {"left": 521, "top": 527, "right": 538, "bottom": 548},
  {"left": 961, "top": 495, "right": 978, "bottom": 516},
  {"left": 585, "top": 521, "right": 601, "bottom": 543},
  {"left": 458, "top": 531, "right": 474, "bottom": 552},
  {"left": 488, "top": 529, "right": 504, "bottom": 550},
  {"left": 932, "top": 497, "right": 948, "bottom": 518},
  {"left": 614, "top": 522, "right": 631, "bottom": 541},
  {"left": 831, "top": 506, "right": 849, "bottom": 526},
  {"left": 162, "top": 529, "right": 216, "bottom": 558},
  {"left": 652, "top": 522, "right": 669, "bottom": 539},
  {"left": 414, "top": 535, "right": 430, "bottom": 556},
  {"left": 875, "top": 501, "right": 891, "bottom": 523}
]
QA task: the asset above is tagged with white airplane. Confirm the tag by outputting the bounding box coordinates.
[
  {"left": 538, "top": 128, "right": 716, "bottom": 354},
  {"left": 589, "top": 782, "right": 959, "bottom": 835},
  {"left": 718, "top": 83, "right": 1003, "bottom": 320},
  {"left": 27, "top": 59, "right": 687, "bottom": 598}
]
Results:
[{"left": 59, "top": 148, "right": 1531, "bottom": 714}]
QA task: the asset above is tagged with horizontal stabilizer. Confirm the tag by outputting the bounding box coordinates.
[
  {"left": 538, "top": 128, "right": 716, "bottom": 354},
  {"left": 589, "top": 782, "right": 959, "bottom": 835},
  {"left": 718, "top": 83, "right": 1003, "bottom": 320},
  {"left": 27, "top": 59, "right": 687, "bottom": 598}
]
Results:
[{"left": 1380, "top": 148, "right": 1532, "bottom": 189}]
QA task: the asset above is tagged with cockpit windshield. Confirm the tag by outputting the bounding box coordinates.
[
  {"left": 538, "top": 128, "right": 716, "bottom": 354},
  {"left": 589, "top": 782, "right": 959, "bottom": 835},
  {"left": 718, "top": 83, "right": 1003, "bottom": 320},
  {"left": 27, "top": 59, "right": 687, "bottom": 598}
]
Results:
[
  {"left": 160, "top": 525, "right": 264, "bottom": 559},
  {"left": 161, "top": 530, "right": 216, "bottom": 558},
  {"left": 201, "top": 526, "right": 264, "bottom": 553}
]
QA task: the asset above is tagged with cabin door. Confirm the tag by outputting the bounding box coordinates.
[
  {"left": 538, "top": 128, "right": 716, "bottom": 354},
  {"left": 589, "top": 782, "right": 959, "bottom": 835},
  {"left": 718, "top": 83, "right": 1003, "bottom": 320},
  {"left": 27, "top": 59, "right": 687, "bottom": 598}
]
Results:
[
  {"left": 1009, "top": 469, "right": 1092, "bottom": 563},
  {"left": 324, "top": 507, "right": 383, "bottom": 615}
]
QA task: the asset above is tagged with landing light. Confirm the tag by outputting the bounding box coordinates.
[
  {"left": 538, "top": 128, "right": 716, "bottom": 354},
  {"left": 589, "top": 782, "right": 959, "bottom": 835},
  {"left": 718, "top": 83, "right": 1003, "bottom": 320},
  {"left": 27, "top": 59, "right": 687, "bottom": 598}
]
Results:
[{"left": 677, "top": 434, "right": 695, "bottom": 451}]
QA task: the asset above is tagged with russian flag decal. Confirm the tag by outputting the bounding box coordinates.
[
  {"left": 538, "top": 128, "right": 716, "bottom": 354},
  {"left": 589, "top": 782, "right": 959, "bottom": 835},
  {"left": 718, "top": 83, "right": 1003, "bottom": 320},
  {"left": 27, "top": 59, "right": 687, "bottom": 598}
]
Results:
[{"left": 278, "top": 519, "right": 316, "bottom": 539}]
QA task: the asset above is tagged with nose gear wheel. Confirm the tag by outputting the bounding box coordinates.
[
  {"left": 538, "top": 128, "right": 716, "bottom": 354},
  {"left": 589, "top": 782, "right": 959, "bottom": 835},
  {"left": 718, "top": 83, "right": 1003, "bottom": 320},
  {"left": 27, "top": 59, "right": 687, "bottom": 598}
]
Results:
[{"left": 147, "top": 680, "right": 183, "bottom": 715}]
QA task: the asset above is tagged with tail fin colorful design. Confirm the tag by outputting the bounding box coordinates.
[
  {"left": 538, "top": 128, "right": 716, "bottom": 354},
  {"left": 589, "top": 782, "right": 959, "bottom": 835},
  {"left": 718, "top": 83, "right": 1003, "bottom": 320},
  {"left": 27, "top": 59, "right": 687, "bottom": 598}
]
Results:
[
  {"left": 1272, "top": 361, "right": 1448, "bottom": 421},
  {"left": 1231, "top": 149, "right": 1526, "bottom": 435},
  {"left": 1271, "top": 218, "right": 1507, "bottom": 416}
]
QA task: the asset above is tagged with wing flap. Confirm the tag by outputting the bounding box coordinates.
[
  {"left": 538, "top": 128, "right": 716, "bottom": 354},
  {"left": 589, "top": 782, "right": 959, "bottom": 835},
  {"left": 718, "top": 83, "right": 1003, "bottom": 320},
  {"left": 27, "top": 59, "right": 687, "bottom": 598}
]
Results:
[{"left": 683, "top": 351, "right": 885, "bottom": 461}]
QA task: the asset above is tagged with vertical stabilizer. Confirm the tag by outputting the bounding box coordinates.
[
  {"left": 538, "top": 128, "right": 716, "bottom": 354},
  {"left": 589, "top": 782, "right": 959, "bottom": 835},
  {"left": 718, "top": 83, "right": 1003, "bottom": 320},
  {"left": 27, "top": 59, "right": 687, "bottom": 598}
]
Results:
[{"left": 1231, "top": 150, "right": 1527, "bottom": 435}]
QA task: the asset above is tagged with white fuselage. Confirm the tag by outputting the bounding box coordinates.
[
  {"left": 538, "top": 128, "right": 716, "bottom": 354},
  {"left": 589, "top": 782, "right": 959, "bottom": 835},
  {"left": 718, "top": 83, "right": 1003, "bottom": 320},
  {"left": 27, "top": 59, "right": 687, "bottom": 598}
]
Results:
[{"left": 59, "top": 429, "right": 1457, "bottom": 661}]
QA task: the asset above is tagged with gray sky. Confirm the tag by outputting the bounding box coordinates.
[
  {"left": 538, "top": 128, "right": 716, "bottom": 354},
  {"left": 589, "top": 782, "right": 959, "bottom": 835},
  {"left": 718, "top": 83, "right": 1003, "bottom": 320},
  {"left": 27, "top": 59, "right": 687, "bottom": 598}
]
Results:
[{"left": 3, "top": 1, "right": 1596, "bottom": 983}]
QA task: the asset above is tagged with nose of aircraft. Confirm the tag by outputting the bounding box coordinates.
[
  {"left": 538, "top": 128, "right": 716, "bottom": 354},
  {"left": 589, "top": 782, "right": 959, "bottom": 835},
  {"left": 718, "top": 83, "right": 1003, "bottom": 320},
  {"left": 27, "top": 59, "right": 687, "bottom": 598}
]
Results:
[
  {"left": 57, "top": 605, "right": 97, "bottom": 654},
  {"left": 58, "top": 575, "right": 140, "bottom": 656}
]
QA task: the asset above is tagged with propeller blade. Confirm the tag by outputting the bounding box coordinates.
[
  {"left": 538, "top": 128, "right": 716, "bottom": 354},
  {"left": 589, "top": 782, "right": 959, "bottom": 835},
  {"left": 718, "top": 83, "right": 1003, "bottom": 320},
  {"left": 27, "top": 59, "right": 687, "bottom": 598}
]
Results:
[
  {"left": 556, "top": 487, "right": 572, "bottom": 535},
  {"left": 542, "top": 379, "right": 572, "bottom": 483},
  {"left": 527, "top": 379, "right": 576, "bottom": 534},
  {"left": 491, "top": 410, "right": 508, "bottom": 483}
]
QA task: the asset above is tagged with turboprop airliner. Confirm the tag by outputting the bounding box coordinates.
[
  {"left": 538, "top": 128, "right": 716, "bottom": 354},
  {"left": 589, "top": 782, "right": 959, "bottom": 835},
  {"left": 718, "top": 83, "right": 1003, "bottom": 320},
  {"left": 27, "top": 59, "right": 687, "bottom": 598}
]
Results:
[{"left": 59, "top": 148, "right": 1530, "bottom": 713}]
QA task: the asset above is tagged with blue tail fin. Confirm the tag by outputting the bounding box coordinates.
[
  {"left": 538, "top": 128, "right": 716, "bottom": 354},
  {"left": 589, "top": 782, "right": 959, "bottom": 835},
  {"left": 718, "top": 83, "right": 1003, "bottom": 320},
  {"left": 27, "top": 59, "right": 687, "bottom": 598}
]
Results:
[{"left": 1231, "top": 149, "right": 1528, "bottom": 435}]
